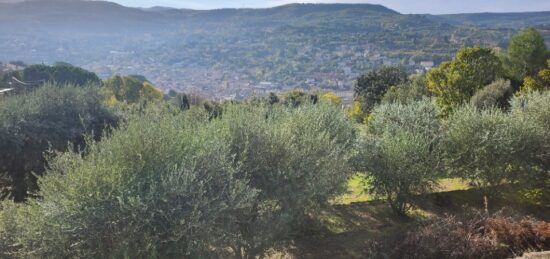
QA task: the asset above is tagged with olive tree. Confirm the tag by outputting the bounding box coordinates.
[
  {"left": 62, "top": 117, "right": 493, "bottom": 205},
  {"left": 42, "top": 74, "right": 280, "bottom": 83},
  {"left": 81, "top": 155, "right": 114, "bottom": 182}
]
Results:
[
  {"left": 355, "top": 99, "right": 443, "bottom": 216},
  {"left": 0, "top": 102, "right": 355, "bottom": 259},
  {"left": 444, "top": 105, "right": 541, "bottom": 211},
  {"left": 0, "top": 107, "right": 257, "bottom": 258},
  {"left": 0, "top": 84, "right": 117, "bottom": 201},
  {"left": 510, "top": 90, "right": 550, "bottom": 186},
  {"left": 217, "top": 103, "right": 355, "bottom": 258}
]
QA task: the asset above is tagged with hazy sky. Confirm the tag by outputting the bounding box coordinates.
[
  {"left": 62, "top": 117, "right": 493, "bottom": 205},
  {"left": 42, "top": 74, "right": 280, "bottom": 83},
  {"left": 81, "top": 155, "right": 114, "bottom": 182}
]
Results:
[{"left": 109, "top": 0, "right": 550, "bottom": 14}]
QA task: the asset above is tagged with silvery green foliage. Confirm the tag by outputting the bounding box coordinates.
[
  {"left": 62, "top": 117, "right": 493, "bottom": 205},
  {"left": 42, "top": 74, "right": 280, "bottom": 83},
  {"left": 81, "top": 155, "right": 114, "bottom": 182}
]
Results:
[
  {"left": 215, "top": 103, "right": 355, "bottom": 258},
  {"left": 510, "top": 90, "right": 550, "bottom": 182},
  {"left": 470, "top": 79, "right": 514, "bottom": 110},
  {"left": 0, "top": 83, "right": 117, "bottom": 201},
  {"left": 357, "top": 99, "right": 443, "bottom": 216},
  {"left": 510, "top": 90, "right": 550, "bottom": 135},
  {"left": 0, "top": 102, "right": 355, "bottom": 259},
  {"left": 444, "top": 105, "right": 541, "bottom": 192},
  {"left": 0, "top": 107, "right": 257, "bottom": 258}
]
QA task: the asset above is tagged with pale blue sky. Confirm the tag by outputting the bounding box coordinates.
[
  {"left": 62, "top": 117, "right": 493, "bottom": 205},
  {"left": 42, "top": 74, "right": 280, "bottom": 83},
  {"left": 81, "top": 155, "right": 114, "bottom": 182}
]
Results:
[{"left": 111, "top": 0, "right": 550, "bottom": 14}]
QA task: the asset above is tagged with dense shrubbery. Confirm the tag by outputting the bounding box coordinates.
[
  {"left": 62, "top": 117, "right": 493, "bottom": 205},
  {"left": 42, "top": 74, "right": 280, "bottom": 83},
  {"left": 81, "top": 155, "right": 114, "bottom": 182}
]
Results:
[
  {"left": 0, "top": 102, "right": 354, "bottom": 258},
  {"left": 2, "top": 64, "right": 101, "bottom": 91},
  {"left": 0, "top": 84, "right": 117, "bottom": 201},
  {"left": 444, "top": 106, "right": 540, "bottom": 191},
  {"left": 355, "top": 99, "right": 442, "bottom": 216},
  {"left": 510, "top": 91, "right": 550, "bottom": 184}
]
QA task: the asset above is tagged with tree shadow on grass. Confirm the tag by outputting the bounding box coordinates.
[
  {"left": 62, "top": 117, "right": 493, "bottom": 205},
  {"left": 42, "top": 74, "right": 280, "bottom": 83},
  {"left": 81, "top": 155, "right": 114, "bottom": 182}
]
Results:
[{"left": 280, "top": 186, "right": 550, "bottom": 259}]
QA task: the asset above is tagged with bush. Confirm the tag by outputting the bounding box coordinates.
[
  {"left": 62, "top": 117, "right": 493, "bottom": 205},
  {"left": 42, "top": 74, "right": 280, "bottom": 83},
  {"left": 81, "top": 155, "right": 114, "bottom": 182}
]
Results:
[
  {"left": 0, "top": 84, "right": 117, "bottom": 201},
  {"left": 470, "top": 79, "right": 514, "bottom": 110},
  {"left": 216, "top": 103, "right": 355, "bottom": 257},
  {"left": 0, "top": 107, "right": 256, "bottom": 258},
  {"left": 510, "top": 91, "right": 550, "bottom": 185},
  {"left": 7, "top": 64, "right": 101, "bottom": 92},
  {"left": 444, "top": 105, "right": 541, "bottom": 209},
  {"left": 355, "top": 99, "right": 442, "bottom": 216},
  {"left": 0, "top": 102, "right": 355, "bottom": 258},
  {"left": 392, "top": 210, "right": 550, "bottom": 259}
]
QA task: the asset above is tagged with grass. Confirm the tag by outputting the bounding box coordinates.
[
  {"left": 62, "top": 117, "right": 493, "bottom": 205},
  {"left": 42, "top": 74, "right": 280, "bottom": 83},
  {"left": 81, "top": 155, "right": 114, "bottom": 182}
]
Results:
[
  {"left": 333, "top": 174, "right": 372, "bottom": 205},
  {"left": 273, "top": 176, "right": 550, "bottom": 259},
  {"left": 334, "top": 174, "right": 470, "bottom": 205},
  {"left": 437, "top": 178, "right": 470, "bottom": 191}
]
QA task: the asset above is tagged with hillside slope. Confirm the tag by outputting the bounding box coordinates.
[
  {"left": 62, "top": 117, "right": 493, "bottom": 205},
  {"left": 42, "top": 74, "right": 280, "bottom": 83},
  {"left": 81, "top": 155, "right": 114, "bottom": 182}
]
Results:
[
  {"left": 437, "top": 11, "right": 550, "bottom": 28},
  {"left": 0, "top": 1, "right": 542, "bottom": 96}
]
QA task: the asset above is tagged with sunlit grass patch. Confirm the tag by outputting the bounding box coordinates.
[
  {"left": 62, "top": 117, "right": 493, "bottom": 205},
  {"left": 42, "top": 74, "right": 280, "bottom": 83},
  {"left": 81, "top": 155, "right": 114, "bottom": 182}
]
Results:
[
  {"left": 333, "top": 173, "right": 372, "bottom": 205},
  {"left": 437, "top": 178, "right": 470, "bottom": 192},
  {"left": 336, "top": 176, "right": 470, "bottom": 205}
]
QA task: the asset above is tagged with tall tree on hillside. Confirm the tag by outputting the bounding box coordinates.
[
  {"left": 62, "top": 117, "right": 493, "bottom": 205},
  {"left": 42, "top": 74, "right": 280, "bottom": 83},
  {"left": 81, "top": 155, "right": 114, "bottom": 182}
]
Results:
[
  {"left": 427, "top": 47, "right": 503, "bottom": 115},
  {"left": 505, "top": 28, "right": 549, "bottom": 81},
  {"left": 354, "top": 66, "right": 408, "bottom": 115},
  {"left": 103, "top": 75, "right": 163, "bottom": 104}
]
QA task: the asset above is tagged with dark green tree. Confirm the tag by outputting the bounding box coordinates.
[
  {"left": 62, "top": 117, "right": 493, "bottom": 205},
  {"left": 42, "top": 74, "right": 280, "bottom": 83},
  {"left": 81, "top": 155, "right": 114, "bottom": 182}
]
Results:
[
  {"left": 505, "top": 28, "right": 549, "bottom": 81},
  {"left": 173, "top": 92, "right": 190, "bottom": 111},
  {"left": 12, "top": 64, "right": 101, "bottom": 91},
  {"left": 354, "top": 66, "right": 408, "bottom": 114},
  {"left": 0, "top": 84, "right": 117, "bottom": 201}
]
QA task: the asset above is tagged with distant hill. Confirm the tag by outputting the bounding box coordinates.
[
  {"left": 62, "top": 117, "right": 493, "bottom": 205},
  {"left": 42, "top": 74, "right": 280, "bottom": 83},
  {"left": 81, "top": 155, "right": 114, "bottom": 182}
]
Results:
[
  {"left": 436, "top": 11, "right": 550, "bottom": 28},
  {"left": 0, "top": 0, "right": 546, "bottom": 96},
  {"left": 0, "top": 0, "right": 167, "bottom": 32}
]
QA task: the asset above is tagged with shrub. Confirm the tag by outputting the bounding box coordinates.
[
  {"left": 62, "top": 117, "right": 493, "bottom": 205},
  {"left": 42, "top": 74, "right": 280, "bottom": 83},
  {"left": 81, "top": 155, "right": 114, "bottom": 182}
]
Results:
[
  {"left": 510, "top": 91, "right": 550, "bottom": 185},
  {"left": 392, "top": 210, "right": 550, "bottom": 259},
  {"left": 7, "top": 64, "right": 101, "bottom": 92},
  {"left": 281, "top": 90, "right": 318, "bottom": 107},
  {"left": 217, "top": 103, "right": 355, "bottom": 257},
  {"left": 444, "top": 105, "right": 541, "bottom": 210},
  {"left": 0, "top": 108, "right": 256, "bottom": 258},
  {"left": 0, "top": 102, "right": 355, "bottom": 258},
  {"left": 470, "top": 79, "right": 514, "bottom": 110},
  {"left": 355, "top": 99, "right": 442, "bottom": 216},
  {"left": 0, "top": 84, "right": 117, "bottom": 201}
]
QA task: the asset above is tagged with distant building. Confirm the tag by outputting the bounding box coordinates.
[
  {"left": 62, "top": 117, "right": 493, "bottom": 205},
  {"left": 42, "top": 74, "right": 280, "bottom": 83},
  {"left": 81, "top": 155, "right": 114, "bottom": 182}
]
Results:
[
  {"left": 259, "top": 81, "right": 274, "bottom": 88},
  {"left": 420, "top": 61, "right": 435, "bottom": 70}
]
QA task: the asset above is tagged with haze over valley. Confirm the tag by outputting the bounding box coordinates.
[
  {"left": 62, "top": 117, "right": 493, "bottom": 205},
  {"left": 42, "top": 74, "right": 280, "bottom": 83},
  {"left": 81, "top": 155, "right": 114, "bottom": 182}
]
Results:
[{"left": 1, "top": 0, "right": 549, "bottom": 101}]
